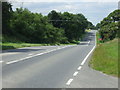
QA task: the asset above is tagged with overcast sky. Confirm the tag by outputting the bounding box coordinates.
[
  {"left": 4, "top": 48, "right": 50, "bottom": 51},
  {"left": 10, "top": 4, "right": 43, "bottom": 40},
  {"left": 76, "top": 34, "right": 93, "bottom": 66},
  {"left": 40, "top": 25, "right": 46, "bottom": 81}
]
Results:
[{"left": 11, "top": 0, "right": 119, "bottom": 25}]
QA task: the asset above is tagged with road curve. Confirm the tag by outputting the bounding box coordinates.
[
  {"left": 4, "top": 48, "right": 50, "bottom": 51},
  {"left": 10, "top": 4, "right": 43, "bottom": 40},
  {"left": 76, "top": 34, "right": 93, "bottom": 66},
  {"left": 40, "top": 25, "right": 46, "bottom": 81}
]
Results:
[{"left": 2, "top": 30, "right": 118, "bottom": 88}]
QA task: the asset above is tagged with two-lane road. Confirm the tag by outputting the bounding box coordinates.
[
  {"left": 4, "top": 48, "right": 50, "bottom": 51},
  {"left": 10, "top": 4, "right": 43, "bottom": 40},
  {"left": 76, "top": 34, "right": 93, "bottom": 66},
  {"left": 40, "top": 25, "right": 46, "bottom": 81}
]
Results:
[{"left": 1, "top": 30, "right": 118, "bottom": 88}]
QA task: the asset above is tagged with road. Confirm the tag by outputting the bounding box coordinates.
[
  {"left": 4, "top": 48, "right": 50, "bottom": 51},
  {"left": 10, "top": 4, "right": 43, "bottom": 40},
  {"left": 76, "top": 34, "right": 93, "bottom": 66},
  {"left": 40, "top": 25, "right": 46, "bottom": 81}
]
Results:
[{"left": 1, "top": 30, "right": 118, "bottom": 88}]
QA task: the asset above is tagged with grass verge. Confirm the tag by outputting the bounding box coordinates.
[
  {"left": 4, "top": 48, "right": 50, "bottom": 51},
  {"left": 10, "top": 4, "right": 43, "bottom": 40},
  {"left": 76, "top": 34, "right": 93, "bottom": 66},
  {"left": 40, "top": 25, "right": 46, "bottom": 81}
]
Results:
[
  {"left": 1, "top": 43, "right": 49, "bottom": 50},
  {"left": 89, "top": 33, "right": 118, "bottom": 77},
  {"left": 1, "top": 42, "right": 77, "bottom": 50}
]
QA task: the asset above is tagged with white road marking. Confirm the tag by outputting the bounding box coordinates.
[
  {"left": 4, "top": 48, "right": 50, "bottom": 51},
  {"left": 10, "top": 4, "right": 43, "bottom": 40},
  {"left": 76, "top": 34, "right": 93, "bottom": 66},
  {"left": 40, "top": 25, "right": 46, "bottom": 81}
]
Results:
[
  {"left": 80, "top": 41, "right": 90, "bottom": 46},
  {"left": 0, "top": 61, "right": 3, "bottom": 63},
  {"left": 66, "top": 31, "right": 96, "bottom": 86},
  {"left": 77, "top": 66, "right": 82, "bottom": 70},
  {"left": 87, "top": 41, "right": 90, "bottom": 46},
  {"left": 6, "top": 46, "right": 74, "bottom": 65},
  {"left": 36, "top": 53, "right": 44, "bottom": 55},
  {"left": 73, "top": 71, "right": 78, "bottom": 76},
  {"left": 66, "top": 79, "right": 73, "bottom": 85},
  {"left": 88, "top": 40, "right": 90, "bottom": 44},
  {"left": 81, "top": 45, "right": 95, "bottom": 66},
  {"left": 88, "top": 41, "right": 90, "bottom": 44},
  {"left": 28, "top": 54, "right": 33, "bottom": 55},
  {"left": 81, "top": 32, "right": 96, "bottom": 65}
]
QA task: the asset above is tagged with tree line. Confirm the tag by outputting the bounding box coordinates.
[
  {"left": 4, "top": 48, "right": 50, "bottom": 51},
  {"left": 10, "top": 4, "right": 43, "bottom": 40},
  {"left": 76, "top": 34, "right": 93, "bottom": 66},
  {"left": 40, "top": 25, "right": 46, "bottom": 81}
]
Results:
[
  {"left": 96, "top": 9, "right": 120, "bottom": 42},
  {"left": 2, "top": 2, "right": 95, "bottom": 44}
]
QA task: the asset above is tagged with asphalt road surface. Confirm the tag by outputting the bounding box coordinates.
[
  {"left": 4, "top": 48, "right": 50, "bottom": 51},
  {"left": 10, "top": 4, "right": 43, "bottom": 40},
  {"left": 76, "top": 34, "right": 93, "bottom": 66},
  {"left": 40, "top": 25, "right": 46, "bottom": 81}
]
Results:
[{"left": 1, "top": 30, "right": 118, "bottom": 88}]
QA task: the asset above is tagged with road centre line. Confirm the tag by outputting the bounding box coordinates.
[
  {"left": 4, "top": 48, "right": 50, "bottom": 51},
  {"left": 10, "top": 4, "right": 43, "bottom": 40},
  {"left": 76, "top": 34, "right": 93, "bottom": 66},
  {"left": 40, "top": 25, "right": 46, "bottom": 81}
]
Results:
[
  {"left": 66, "top": 79, "right": 73, "bottom": 85},
  {"left": 88, "top": 41, "right": 90, "bottom": 44},
  {"left": 28, "top": 53, "right": 33, "bottom": 55},
  {"left": 66, "top": 32, "right": 96, "bottom": 86},
  {"left": 73, "top": 71, "right": 78, "bottom": 76},
  {"left": 6, "top": 46, "right": 73, "bottom": 65},
  {"left": 77, "top": 66, "right": 82, "bottom": 70},
  {"left": 87, "top": 40, "right": 90, "bottom": 46},
  {"left": 0, "top": 61, "right": 3, "bottom": 63}
]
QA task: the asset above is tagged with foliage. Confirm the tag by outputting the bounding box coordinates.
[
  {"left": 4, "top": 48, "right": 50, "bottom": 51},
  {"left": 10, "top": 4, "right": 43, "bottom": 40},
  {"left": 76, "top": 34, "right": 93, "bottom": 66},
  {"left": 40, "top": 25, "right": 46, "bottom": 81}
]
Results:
[
  {"left": 48, "top": 10, "right": 90, "bottom": 42},
  {"left": 2, "top": 2, "right": 93, "bottom": 45},
  {"left": 87, "top": 21, "right": 96, "bottom": 29},
  {"left": 97, "top": 9, "right": 120, "bottom": 42},
  {"left": 95, "top": 23, "right": 101, "bottom": 30},
  {"left": 2, "top": 2, "right": 13, "bottom": 35},
  {"left": 99, "top": 22, "right": 118, "bottom": 42}
]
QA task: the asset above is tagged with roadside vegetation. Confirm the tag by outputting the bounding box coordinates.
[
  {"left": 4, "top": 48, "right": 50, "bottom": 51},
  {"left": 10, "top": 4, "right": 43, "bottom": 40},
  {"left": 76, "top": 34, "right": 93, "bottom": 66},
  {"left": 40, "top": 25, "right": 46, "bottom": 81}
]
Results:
[
  {"left": 1, "top": 35, "right": 77, "bottom": 50},
  {"left": 2, "top": 2, "right": 95, "bottom": 50},
  {"left": 90, "top": 9, "right": 119, "bottom": 77},
  {"left": 90, "top": 37, "right": 118, "bottom": 77}
]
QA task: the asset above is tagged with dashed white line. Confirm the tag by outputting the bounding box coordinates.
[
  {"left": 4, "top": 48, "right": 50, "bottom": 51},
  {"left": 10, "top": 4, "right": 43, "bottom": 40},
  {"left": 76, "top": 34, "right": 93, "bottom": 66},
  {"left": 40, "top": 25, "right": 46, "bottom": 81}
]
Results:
[
  {"left": 73, "top": 71, "right": 78, "bottom": 76},
  {"left": 77, "top": 66, "right": 82, "bottom": 70},
  {"left": 88, "top": 41, "right": 90, "bottom": 44},
  {"left": 66, "top": 78, "right": 73, "bottom": 85},
  {"left": 36, "top": 53, "right": 44, "bottom": 55},
  {"left": 87, "top": 40, "right": 90, "bottom": 46},
  {"left": 0, "top": 61, "right": 3, "bottom": 63},
  {"left": 66, "top": 31, "right": 96, "bottom": 86},
  {"left": 28, "top": 54, "right": 33, "bottom": 55}
]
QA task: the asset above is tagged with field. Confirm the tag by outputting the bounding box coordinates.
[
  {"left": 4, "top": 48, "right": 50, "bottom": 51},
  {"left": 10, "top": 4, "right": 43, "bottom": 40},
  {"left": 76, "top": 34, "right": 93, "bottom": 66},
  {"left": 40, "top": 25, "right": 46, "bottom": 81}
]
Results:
[{"left": 90, "top": 34, "right": 118, "bottom": 77}]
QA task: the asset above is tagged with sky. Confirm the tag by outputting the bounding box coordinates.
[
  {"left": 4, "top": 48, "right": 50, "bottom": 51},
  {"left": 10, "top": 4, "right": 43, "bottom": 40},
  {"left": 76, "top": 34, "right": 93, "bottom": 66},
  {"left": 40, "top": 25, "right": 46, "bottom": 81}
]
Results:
[{"left": 10, "top": 0, "right": 119, "bottom": 25}]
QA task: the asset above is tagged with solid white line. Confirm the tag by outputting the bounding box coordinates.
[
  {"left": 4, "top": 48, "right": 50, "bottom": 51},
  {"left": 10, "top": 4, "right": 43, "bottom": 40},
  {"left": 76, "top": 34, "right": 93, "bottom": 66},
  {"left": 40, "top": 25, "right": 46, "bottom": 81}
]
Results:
[
  {"left": 77, "top": 66, "right": 82, "bottom": 70},
  {"left": 66, "top": 79, "right": 73, "bottom": 85},
  {"left": 73, "top": 71, "right": 78, "bottom": 76},
  {"left": 81, "top": 32, "right": 96, "bottom": 66},
  {"left": 6, "top": 46, "right": 73, "bottom": 65},
  {"left": 81, "top": 45, "right": 95, "bottom": 66}
]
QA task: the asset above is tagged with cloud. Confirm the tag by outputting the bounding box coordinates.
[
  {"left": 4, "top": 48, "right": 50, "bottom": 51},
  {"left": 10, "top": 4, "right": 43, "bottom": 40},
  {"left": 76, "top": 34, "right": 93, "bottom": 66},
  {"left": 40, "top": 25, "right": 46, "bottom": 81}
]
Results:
[{"left": 11, "top": 2, "right": 118, "bottom": 25}]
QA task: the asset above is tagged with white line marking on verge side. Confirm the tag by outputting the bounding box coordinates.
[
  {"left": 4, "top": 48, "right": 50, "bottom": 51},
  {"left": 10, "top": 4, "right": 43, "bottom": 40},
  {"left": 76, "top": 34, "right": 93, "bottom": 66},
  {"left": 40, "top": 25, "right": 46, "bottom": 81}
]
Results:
[
  {"left": 66, "top": 79, "right": 73, "bottom": 85},
  {"left": 73, "top": 71, "right": 78, "bottom": 76},
  {"left": 6, "top": 46, "right": 75, "bottom": 65},
  {"left": 77, "top": 66, "right": 82, "bottom": 70},
  {"left": 80, "top": 46, "right": 95, "bottom": 65},
  {"left": 81, "top": 32, "right": 96, "bottom": 66}
]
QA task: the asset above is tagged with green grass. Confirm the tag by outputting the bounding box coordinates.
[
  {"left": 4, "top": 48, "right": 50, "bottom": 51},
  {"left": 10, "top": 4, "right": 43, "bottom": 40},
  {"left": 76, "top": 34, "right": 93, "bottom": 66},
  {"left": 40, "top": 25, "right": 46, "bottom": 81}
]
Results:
[
  {"left": 85, "top": 29, "right": 91, "bottom": 32},
  {"left": 1, "top": 34, "right": 79, "bottom": 50},
  {"left": 89, "top": 35, "right": 118, "bottom": 77},
  {"left": 1, "top": 43, "right": 49, "bottom": 50},
  {"left": 1, "top": 32, "right": 88, "bottom": 50},
  {"left": 2, "top": 42, "right": 78, "bottom": 50}
]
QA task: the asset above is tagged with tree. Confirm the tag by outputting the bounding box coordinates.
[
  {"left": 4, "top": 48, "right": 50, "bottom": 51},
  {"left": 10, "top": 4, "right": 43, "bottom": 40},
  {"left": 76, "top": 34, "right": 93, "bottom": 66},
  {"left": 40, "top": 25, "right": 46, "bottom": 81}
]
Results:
[
  {"left": 87, "top": 21, "right": 96, "bottom": 29},
  {"left": 48, "top": 10, "right": 63, "bottom": 28},
  {"left": 48, "top": 11, "right": 89, "bottom": 42},
  {"left": 2, "top": 2, "right": 13, "bottom": 35},
  {"left": 96, "top": 23, "right": 101, "bottom": 30},
  {"left": 98, "top": 9, "right": 120, "bottom": 42}
]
